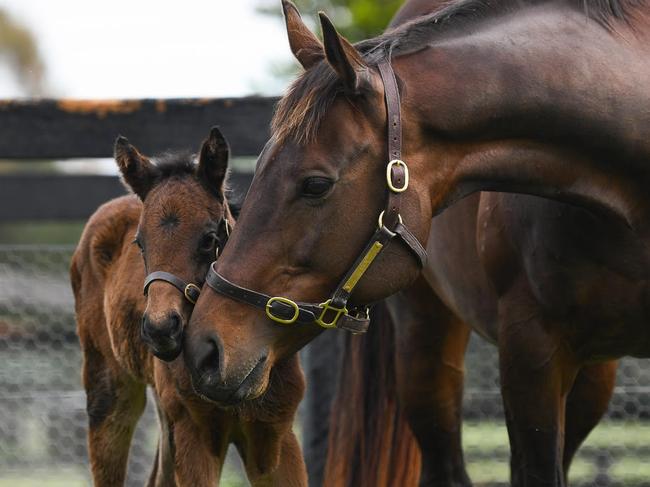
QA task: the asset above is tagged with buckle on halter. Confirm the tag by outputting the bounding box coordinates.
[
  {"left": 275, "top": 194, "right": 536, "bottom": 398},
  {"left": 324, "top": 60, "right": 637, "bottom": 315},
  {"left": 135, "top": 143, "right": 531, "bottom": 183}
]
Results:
[
  {"left": 265, "top": 296, "right": 300, "bottom": 325},
  {"left": 316, "top": 299, "right": 348, "bottom": 329},
  {"left": 378, "top": 210, "right": 403, "bottom": 229},
  {"left": 386, "top": 159, "right": 409, "bottom": 193},
  {"left": 184, "top": 283, "right": 201, "bottom": 304}
]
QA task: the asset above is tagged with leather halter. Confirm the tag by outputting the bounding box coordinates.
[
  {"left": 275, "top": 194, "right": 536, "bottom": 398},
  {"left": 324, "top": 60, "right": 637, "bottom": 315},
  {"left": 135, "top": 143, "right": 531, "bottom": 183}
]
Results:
[
  {"left": 204, "top": 59, "right": 427, "bottom": 334},
  {"left": 143, "top": 217, "right": 231, "bottom": 305}
]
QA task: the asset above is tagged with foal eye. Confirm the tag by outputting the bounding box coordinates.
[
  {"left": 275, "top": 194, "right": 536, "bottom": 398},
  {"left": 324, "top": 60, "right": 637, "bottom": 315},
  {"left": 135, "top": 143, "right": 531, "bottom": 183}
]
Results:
[
  {"left": 199, "top": 233, "right": 218, "bottom": 253},
  {"left": 301, "top": 177, "right": 333, "bottom": 198},
  {"left": 133, "top": 237, "right": 144, "bottom": 253}
]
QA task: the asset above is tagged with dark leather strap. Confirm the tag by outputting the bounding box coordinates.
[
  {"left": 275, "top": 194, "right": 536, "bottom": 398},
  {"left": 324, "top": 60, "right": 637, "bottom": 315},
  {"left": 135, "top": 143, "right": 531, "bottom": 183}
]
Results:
[
  {"left": 205, "top": 265, "right": 370, "bottom": 334},
  {"left": 378, "top": 60, "right": 404, "bottom": 230},
  {"left": 143, "top": 271, "right": 201, "bottom": 304},
  {"left": 394, "top": 222, "right": 427, "bottom": 268}
]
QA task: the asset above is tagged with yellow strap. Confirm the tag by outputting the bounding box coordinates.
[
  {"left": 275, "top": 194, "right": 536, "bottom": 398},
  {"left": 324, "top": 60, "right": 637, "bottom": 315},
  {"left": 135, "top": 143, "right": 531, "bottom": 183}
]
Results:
[{"left": 342, "top": 241, "right": 384, "bottom": 293}]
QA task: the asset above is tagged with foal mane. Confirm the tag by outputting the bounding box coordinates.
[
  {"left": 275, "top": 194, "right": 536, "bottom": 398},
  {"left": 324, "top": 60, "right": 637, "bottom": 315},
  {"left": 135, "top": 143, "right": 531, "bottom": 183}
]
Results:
[
  {"left": 149, "top": 151, "right": 197, "bottom": 183},
  {"left": 272, "top": 0, "right": 647, "bottom": 145}
]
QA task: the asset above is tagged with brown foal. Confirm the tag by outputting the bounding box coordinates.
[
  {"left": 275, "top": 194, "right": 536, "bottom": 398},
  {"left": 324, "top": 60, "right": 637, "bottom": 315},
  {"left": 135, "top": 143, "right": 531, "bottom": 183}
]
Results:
[{"left": 71, "top": 128, "right": 306, "bottom": 486}]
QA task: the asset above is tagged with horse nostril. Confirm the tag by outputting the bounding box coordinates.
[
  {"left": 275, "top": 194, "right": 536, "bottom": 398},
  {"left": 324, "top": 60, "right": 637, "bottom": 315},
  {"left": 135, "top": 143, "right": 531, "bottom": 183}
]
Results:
[
  {"left": 142, "top": 312, "right": 183, "bottom": 341},
  {"left": 195, "top": 333, "right": 224, "bottom": 380},
  {"left": 167, "top": 312, "right": 182, "bottom": 337}
]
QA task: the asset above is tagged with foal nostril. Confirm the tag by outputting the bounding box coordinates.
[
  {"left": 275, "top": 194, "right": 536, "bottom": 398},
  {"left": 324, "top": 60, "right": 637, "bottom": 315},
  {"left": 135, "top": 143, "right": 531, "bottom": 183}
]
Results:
[
  {"left": 167, "top": 312, "right": 182, "bottom": 337},
  {"left": 142, "top": 311, "right": 183, "bottom": 341}
]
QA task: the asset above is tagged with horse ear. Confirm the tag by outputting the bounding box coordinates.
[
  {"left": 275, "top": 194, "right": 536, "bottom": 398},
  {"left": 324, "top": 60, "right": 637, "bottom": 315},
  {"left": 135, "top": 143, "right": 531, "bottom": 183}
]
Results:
[
  {"left": 319, "top": 12, "right": 369, "bottom": 94},
  {"left": 282, "top": 0, "right": 323, "bottom": 70},
  {"left": 198, "top": 126, "right": 229, "bottom": 197},
  {"left": 114, "top": 136, "right": 157, "bottom": 200}
]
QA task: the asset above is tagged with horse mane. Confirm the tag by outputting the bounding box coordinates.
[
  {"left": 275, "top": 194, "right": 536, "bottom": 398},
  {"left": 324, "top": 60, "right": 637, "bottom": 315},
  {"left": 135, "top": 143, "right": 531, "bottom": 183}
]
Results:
[
  {"left": 272, "top": 0, "right": 646, "bottom": 145},
  {"left": 150, "top": 151, "right": 197, "bottom": 181}
]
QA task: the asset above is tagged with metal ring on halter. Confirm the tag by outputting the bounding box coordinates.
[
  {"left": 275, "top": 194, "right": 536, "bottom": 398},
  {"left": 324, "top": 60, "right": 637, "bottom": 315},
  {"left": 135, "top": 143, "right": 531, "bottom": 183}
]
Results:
[
  {"left": 378, "top": 210, "right": 403, "bottom": 229},
  {"left": 184, "top": 283, "right": 201, "bottom": 304},
  {"left": 386, "top": 159, "right": 409, "bottom": 192}
]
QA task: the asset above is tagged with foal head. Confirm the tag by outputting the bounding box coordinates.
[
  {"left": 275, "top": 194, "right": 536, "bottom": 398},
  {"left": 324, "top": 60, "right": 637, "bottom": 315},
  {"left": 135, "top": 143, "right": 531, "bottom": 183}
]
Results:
[
  {"left": 116, "top": 127, "right": 231, "bottom": 361},
  {"left": 184, "top": 2, "right": 431, "bottom": 404}
]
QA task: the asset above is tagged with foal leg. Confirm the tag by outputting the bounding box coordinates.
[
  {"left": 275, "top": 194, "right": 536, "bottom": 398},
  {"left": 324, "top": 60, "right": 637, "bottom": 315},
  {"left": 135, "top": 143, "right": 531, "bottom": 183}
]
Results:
[
  {"left": 241, "top": 427, "right": 307, "bottom": 487},
  {"left": 268, "top": 431, "right": 308, "bottom": 487},
  {"left": 82, "top": 339, "right": 146, "bottom": 487},
  {"left": 498, "top": 284, "right": 578, "bottom": 487},
  {"left": 146, "top": 400, "right": 177, "bottom": 487},
  {"left": 390, "top": 277, "right": 472, "bottom": 487},
  {"left": 562, "top": 361, "right": 617, "bottom": 480},
  {"left": 170, "top": 413, "right": 227, "bottom": 487}
]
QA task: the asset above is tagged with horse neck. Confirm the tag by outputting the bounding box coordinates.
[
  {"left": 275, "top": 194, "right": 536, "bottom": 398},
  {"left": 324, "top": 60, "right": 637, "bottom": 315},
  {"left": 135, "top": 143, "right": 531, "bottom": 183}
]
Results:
[{"left": 396, "top": 4, "right": 650, "bottom": 230}]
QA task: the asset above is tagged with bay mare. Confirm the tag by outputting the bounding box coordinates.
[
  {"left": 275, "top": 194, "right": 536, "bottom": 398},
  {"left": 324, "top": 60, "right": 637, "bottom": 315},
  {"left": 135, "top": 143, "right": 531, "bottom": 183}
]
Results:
[
  {"left": 184, "top": 1, "right": 650, "bottom": 486},
  {"left": 71, "top": 128, "right": 306, "bottom": 486},
  {"left": 324, "top": 1, "right": 624, "bottom": 486}
]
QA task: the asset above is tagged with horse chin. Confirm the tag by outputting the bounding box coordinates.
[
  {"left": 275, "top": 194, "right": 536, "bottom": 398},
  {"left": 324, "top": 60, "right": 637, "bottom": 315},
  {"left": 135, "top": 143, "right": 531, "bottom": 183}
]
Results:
[
  {"left": 148, "top": 341, "right": 182, "bottom": 362},
  {"left": 192, "top": 355, "right": 269, "bottom": 407}
]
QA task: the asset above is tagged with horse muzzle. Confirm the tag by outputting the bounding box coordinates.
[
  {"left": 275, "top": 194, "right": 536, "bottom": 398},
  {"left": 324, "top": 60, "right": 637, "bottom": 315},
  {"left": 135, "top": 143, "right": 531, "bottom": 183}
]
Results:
[
  {"left": 141, "top": 311, "right": 184, "bottom": 362},
  {"left": 185, "top": 330, "right": 268, "bottom": 405}
]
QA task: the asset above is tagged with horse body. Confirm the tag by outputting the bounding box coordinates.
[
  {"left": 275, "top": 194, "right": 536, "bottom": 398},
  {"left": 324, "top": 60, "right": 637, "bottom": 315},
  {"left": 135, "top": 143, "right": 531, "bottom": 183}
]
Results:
[
  {"left": 71, "top": 132, "right": 306, "bottom": 486},
  {"left": 424, "top": 192, "right": 650, "bottom": 358}
]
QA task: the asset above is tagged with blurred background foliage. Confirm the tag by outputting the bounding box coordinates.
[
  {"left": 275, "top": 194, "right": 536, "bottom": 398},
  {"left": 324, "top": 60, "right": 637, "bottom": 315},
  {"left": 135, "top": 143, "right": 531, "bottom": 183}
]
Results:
[
  {"left": 0, "top": 7, "right": 55, "bottom": 244},
  {"left": 257, "top": 0, "right": 402, "bottom": 81},
  {"left": 0, "top": 8, "right": 45, "bottom": 96},
  {"left": 257, "top": 0, "right": 402, "bottom": 42}
]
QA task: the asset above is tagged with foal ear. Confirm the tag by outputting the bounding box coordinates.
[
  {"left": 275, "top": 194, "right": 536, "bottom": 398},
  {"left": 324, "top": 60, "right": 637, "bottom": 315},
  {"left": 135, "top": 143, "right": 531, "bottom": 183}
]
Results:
[
  {"left": 319, "top": 12, "right": 369, "bottom": 94},
  {"left": 282, "top": 0, "right": 323, "bottom": 70},
  {"left": 114, "top": 136, "right": 157, "bottom": 200},
  {"left": 198, "top": 126, "right": 229, "bottom": 196}
]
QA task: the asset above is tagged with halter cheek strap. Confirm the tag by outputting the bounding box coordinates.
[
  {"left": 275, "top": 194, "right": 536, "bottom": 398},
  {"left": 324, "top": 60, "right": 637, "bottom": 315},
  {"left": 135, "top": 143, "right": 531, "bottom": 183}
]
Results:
[{"left": 204, "top": 59, "right": 427, "bottom": 334}]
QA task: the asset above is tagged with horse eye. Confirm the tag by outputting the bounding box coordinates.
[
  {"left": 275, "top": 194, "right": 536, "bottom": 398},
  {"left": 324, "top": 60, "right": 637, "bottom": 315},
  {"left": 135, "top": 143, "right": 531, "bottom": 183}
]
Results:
[
  {"left": 199, "top": 233, "right": 218, "bottom": 253},
  {"left": 133, "top": 237, "right": 144, "bottom": 253},
  {"left": 301, "top": 177, "right": 333, "bottom": 198}
]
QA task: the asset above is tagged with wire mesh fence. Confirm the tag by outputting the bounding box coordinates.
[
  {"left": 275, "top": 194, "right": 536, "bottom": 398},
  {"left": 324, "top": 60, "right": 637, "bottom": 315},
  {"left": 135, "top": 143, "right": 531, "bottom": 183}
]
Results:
[{"left": 1, "top": 244, "right": 649, "bottom": 486}]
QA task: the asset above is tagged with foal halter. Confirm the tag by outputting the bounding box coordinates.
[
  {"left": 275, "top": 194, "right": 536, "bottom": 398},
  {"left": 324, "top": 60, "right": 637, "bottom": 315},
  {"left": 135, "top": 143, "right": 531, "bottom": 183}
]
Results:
[
  {"left": 143, "top": 217, "right": 231, "bottom": 305},
  {"left": 204, "top": 59, "right": 427, "bottom": 334}
]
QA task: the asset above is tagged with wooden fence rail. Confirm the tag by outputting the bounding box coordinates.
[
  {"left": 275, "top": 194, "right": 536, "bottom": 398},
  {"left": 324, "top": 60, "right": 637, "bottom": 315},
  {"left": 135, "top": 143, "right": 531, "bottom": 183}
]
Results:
[{"left": 0, "top": 97, "right": 274, "bottom": 220}]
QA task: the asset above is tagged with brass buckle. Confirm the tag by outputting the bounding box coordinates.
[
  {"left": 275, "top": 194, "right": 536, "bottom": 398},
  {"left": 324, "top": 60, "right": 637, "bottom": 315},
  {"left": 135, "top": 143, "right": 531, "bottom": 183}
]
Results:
[
  {"left": 377, "top": 210, "right": 403, "bottom": 229},
  {"left": 184, "top": 283, "right": 201, "bottom": 305},
  {"left": 265, "top": 296, "right": 300, "bottom": 325},
  {"left": 386, "top": 159, "right": 409, "bottom": 193},
  {"left": 315, "top": 299, "right": 348, "bottom": 329}
]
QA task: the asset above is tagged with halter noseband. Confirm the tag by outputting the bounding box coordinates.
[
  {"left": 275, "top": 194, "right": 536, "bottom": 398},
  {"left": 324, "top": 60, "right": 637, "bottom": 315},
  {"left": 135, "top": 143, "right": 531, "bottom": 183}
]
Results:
[
  {"left": 143, "top": 217, "right": 231, "bottom": 305},
  {"left": 204, "top": 59, "right": 427, "bottom": 334}
]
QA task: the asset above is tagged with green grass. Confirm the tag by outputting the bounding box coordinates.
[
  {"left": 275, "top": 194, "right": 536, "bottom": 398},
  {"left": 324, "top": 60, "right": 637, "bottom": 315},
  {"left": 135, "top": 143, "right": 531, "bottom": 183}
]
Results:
[
  {"left": 0, "top": 468, "right": 88, "bottom": 487},
  {"left": 2, "top": 421, "right": 649, "bottom": 486},
  {"left": 463, "top": 421, "right": 650, "bottom": 485}
]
